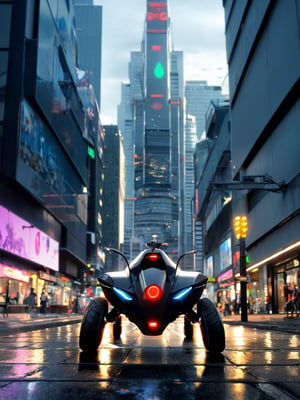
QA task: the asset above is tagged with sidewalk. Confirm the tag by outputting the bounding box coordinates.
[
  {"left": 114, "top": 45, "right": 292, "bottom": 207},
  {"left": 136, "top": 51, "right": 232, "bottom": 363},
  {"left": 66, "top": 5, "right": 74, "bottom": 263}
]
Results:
[
  {"left": 0, "top": 312, "right": 83, "bottom": 336},
  {"left": 223, "top": 313, "right": 300, "bottom": 334}
]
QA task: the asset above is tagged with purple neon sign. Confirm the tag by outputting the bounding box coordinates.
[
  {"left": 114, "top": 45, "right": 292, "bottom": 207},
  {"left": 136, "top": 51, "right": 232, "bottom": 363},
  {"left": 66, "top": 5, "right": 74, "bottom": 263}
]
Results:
[{"left": 0, "top": 205, "right": 59, "bottom": 271}]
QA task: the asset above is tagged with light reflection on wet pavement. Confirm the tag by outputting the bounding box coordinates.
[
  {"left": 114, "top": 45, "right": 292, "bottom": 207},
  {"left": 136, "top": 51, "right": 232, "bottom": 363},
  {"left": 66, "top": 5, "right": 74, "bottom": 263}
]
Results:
[{"left": 0, "top": 318, "right": 299, "bottom": 399}]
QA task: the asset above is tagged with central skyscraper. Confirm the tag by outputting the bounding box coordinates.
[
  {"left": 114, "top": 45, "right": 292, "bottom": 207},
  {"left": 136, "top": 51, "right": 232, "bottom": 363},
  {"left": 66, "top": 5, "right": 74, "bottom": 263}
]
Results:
[{"left": 119, "top": 1, "right": 184, "bottom": 259}]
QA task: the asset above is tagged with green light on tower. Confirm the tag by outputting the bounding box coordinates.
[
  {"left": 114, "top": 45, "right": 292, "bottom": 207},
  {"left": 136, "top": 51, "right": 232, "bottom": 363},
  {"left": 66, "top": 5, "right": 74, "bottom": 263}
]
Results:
[
  {"left": 87, "top": 146, "right": 95, "bottom": 159},
  {"left": 154, "top": 62, "right": 165, "bottom": 78}
]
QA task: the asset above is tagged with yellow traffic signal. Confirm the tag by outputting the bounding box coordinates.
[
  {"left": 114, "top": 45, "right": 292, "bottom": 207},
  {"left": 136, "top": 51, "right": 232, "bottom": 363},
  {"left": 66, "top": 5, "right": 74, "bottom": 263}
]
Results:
[{"left": 233, "top": 216, "right": 248, "bottom": 239}]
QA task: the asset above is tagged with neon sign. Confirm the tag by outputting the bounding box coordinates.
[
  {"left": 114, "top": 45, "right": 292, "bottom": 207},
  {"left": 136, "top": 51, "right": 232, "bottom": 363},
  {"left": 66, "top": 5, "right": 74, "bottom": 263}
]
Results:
[
  {"left": 0, "top": 264, "right": 30, "bottom": 283},
  {"left": 147, "top": 12, "right": 167, "bottom": 21},
  {"left": 148, "top": 2, "right": 167, "bottom": 7}
]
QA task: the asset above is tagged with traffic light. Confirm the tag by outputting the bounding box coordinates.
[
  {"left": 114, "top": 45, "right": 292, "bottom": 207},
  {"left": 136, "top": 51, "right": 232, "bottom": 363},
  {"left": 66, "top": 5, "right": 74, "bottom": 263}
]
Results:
[{"left": 233, "top": 216, "right": 248, "bottom": 239}]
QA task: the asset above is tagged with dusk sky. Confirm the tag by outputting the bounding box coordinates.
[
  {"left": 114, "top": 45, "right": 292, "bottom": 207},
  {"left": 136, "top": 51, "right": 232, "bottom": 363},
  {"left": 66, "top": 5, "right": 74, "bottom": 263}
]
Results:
[{"left": 95, "top": 0, "right": 228, "bottom": 125}]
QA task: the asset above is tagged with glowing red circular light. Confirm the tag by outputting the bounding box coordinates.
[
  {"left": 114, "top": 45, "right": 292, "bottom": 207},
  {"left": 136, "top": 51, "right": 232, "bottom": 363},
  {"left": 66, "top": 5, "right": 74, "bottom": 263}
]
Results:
[
  {"left": 151, "top": 101, "right": 163, "bottom": 110},
  {"left": 144, "top": 284, "right": 163, "bottom": 301}
]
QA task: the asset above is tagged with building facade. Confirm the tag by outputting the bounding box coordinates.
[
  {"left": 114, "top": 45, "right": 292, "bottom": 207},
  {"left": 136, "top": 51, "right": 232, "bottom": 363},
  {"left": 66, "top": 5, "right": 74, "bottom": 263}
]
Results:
[
  {"left": 102, "top": 125, "right": 125, "bottom": 271},
  {"left": 0, "top": 0, "right": 99, "bottom": 311},
  {"left": 224, "top": 0, "right": 300, "bottom": 313},
  {"left": 185, "top": 80, "right": 226, "bottom": 140},
  {"left": 74, "top": 0, "right": 102, "bottom": 107},
  {"left": 194, "top": 102, "right": 231, "bottom": 306}
]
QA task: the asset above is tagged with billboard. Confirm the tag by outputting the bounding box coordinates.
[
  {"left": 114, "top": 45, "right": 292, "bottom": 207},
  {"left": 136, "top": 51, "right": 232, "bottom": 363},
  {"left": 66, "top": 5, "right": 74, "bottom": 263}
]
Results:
[{"left": 0, "top": 205, "right": 59, "bottom": 271}]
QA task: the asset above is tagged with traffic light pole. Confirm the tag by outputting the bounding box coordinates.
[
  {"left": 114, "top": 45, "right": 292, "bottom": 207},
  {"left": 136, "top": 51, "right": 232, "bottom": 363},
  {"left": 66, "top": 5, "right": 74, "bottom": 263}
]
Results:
[{"left": 239, "top": 237, "right": 248, "bottom": 322}]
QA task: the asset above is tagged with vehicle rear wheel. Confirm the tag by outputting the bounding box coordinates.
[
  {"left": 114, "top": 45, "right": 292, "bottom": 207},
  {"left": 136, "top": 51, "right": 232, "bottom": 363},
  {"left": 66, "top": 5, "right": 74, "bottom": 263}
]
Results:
[
  {"left": 79, "top": 298, "right": 108, "bottom": 352},
  {"left": 197, "top": 298, "right": 225, "bottom": 353},
  {"left": 184, "top": 316, "right": 193, "bottom": 340},
  {"left": 113, "top": 315, "right": 122, "bottom": 340}
]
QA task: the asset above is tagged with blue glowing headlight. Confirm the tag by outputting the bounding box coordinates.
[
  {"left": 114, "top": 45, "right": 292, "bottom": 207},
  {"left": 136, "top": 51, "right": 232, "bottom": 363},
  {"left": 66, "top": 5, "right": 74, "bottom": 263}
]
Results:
[
  {"left": 172, "top": 286, "right": 192, "bottom": 301},
  {"left": 113, "top": 287, "right": 133, "bottom": 301}
]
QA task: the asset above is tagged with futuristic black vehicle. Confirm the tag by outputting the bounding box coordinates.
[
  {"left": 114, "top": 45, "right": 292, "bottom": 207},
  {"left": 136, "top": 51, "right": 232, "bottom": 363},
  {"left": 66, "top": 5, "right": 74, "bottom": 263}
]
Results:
[{"left": 79, "top": 236, "right": 225, "bottom": 353}]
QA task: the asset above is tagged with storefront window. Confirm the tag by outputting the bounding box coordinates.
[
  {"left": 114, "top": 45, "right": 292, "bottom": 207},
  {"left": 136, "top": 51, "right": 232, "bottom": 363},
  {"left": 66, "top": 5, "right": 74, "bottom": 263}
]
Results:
[
  {"left": 274, "top": 258, "right": 300, "bottom": 313},
  {"left": 0, "top": 278, "right": 28, "bottom": 305}
]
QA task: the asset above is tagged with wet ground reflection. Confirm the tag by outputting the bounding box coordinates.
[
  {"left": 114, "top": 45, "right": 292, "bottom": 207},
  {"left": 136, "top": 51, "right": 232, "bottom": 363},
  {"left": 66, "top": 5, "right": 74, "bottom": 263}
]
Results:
[{"left": 0, "top": 319, "right": 300, "bottom": 399}]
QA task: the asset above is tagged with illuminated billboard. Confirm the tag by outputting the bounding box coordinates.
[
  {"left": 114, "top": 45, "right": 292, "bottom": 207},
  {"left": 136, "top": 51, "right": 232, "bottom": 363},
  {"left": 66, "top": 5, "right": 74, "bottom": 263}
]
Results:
[
  {"left": 220, "top": 238, "right": 232, "bottom": 271},
  {"left": 0, "top": 205, "right": 59, "bottom": 271}
]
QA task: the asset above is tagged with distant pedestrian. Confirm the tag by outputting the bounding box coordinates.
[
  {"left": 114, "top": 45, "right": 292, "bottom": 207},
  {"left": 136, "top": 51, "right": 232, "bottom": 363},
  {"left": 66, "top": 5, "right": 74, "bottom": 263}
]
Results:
[
  {"left": 40, "top": 289, "right": 48, "bottom": 314},
  {"left": 72, "top": 298, "right": 79, "bottom": 314},
  {"left": 27, "top": 288, "right": 37, "bottom": 318},
  {"left": 2, "top": 290, "right": 9, "bottom": 318}
]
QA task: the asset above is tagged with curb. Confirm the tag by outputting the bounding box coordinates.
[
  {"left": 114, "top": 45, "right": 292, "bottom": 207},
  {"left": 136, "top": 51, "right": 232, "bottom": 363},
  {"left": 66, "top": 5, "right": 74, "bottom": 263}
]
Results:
[
  {"left": 0, "top": 316, "right": 82, "bottom": 336},
  {"left": 223, "top": 319, "right": 300, "bottom": 335}
]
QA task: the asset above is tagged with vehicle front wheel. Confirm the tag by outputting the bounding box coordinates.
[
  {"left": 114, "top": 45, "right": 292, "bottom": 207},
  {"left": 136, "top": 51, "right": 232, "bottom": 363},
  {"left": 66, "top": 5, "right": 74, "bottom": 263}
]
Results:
[
  {"left": 79, "top": 298, "right": 108, "bottom": 352},
  {"left": 197, "top": 298, "right": 225, "bottom": 353}
]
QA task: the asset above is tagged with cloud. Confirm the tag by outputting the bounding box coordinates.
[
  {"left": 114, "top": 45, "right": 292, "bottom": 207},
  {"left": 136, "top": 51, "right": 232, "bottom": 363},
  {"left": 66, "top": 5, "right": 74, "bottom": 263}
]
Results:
[{"left": 95, "top": 0, "right": 227, "bottom": 124}]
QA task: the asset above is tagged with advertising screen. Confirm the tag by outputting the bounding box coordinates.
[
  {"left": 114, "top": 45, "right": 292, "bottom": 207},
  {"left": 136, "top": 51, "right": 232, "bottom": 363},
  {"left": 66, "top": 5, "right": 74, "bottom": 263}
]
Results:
[
  {"left": 220, "top": 237, "right": 232, "bottom": 271},
  {"left": 0, "top": 205, "right": 59, "bottom": 271}
]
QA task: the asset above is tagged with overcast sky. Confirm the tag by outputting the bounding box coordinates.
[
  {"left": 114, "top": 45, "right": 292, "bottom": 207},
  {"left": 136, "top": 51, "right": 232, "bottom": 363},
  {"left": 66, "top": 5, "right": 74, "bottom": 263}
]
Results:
[{"left": 95, "top": 0, "right": 228, "bottom": 125}]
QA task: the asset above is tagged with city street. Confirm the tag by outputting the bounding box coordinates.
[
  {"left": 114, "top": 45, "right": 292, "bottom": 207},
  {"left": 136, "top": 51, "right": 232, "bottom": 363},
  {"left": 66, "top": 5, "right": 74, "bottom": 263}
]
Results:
[{"left": 0, "top": 316, "right": 299, "bottom": 399}]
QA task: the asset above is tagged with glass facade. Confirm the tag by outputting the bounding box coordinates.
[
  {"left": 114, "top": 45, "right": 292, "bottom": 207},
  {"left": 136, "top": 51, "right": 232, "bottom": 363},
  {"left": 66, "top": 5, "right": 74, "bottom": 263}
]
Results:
[
  {"left": 17, "top": 100, "right": 87, "bottom": 227},
  {"left": 126, "top": 1, "right": 183, "bottom": 256},
  {"left": 0, "top": 3, "right": 11, "bottom": 123},
  {"left": 119, "top": 1, "right": 183, "bottom": 257}
]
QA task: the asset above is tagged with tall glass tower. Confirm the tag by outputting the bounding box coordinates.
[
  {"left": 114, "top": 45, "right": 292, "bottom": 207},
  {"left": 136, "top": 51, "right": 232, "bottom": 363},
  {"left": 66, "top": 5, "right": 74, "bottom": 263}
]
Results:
[{"left": 119, "top": 1, "right": 184, "bottom": 258}]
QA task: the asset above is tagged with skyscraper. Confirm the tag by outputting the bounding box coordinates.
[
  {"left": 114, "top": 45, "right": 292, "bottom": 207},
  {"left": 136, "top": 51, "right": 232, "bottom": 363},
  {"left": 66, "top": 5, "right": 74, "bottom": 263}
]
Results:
[
  {"left": 74, "top": 0, "right": 102, "bottom": 107},
  {"left": 185, "top": 80, "right": 226, "bottom": 140},
  {"left": 119, "top": 1, "right": 184, "bottom": 258}
]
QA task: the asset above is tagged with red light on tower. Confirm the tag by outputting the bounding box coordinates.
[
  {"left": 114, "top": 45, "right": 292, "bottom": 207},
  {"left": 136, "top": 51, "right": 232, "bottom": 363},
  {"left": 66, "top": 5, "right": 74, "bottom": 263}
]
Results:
[
  {"left": 152, "top": 45, "right": 161, "bottom": 51},
  {"left": 148, "top": 2, "right": 167, "bottom": 7},
  {"left": 151, "top": 102, "right": 163, "bottom": 110}
]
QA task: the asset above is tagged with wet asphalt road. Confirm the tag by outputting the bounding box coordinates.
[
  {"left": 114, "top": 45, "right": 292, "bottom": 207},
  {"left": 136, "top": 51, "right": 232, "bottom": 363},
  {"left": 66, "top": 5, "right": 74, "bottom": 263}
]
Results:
[{"left": 0, "top": 317, "right": 299, "bottom": 400}]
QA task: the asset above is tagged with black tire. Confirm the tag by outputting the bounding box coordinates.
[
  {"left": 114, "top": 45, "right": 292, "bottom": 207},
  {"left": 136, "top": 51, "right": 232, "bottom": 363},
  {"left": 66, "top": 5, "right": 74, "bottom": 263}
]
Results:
[
  {"left": 79, "top": 298, "right": 108, "bottom": 352},
  {"left": 197, "top": 298, "right": 225, "bottom": 353},
  {"left": 184, "top": 316, "right": 193, "bottom": 340},
  {"left": 113, "top": 315, "right": 122, "bottom": 340}
]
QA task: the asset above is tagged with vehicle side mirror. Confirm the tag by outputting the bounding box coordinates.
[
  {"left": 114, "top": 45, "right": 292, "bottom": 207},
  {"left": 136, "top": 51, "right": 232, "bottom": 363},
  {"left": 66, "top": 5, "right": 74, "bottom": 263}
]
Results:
[
  {"left": 175, "top": 250, "right": 197, "bottom": 271},
  {"left": 104, "top": 247, "right": 130, "bottom": 269}
]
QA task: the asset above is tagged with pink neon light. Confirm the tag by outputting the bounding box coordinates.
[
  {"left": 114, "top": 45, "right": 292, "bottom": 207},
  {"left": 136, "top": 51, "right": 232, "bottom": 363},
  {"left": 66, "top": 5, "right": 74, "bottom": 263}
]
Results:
[
  {"left": 147, "top": 12, "right": 168, "bottom": 21},
  {"left": 0, "top": 205, "right": 59, "bottom": 271},
  {"left": 151, "top": 102, "right": 163, "bottom": 110},
  {"left": 152, "top": 45, "right": 161, "bottom": 51},
  {"left": 217, "top": 269, "right": 233, "bottom": 283},
  {"left": 147, "top": 29, "right": 166, "bottom": 33},
  {"left": 0, "top": 264, "right": 30, "bottom": 283},
  {"left": 150, "top": 94, "right": 163, "bottom": 98},
  {"left": 148, "top": 2, "right": 166, "bottom": 7}
]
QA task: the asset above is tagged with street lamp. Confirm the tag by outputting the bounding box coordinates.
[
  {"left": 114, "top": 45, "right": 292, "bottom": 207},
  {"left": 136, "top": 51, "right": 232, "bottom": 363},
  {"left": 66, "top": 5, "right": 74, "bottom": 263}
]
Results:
[{"left": 233, "top": 216, "right": 248, "bottom": 322}]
